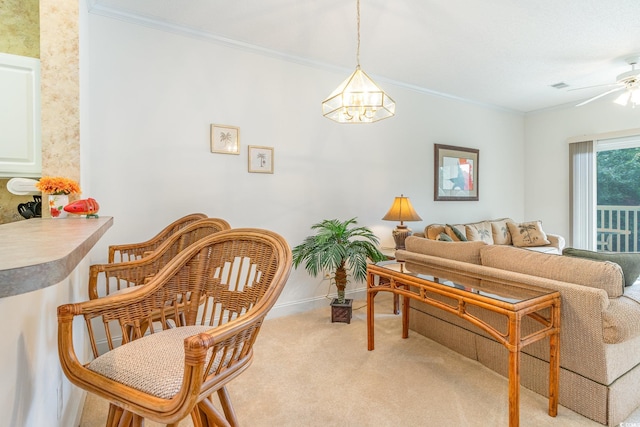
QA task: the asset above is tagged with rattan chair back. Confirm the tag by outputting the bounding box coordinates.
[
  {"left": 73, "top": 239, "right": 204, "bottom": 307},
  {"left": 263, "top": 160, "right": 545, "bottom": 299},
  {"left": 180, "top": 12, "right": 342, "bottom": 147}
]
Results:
[
  {"left": 58, "top": 228, "right": 292, "bottom": 426},
  {"left": 89, "top": 217, "right": 231, "bottom": 300},
  {"left": 108, "top": 212, "right": 207, "bottom": 263}
]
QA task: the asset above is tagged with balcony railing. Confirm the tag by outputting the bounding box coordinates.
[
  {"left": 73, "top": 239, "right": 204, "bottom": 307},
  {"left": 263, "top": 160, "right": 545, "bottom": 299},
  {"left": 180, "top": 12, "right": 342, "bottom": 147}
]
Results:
[{"left": 597, "top": 205, "right": 640, "bottom": 252}]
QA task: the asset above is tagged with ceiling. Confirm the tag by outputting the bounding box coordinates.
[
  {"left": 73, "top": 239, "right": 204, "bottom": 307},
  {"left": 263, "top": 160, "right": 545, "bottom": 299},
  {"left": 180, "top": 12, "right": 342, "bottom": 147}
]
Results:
[{"left": 89, "top": 0, "right": 640, "bottom": 113}]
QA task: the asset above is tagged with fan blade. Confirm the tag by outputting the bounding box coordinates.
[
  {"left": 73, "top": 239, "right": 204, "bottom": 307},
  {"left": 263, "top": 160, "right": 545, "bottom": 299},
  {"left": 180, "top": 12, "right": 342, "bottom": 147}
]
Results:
[
  {"left": 576, "top": 87, "right": 625, "bottom": 107},
  {"left": 569, "top": 82, "right": 623, "bottom": 91}
]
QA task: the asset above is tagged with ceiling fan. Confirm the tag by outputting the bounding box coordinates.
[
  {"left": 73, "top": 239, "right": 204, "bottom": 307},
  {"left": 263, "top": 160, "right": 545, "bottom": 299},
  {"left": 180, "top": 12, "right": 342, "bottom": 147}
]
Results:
[{"left": 573, "top": 55, "right": 640, "bottom": 107}]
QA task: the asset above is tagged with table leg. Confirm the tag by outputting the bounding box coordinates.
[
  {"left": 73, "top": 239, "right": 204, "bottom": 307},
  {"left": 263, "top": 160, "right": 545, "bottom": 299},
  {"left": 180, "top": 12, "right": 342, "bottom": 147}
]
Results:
[
  {"left": 548, "top": 300, "right": 560, "bottom": 417},
  {"left": 402, "top": 289, "right": 409, "bottom": 339},
  {"left": 393, "top": 294, "right": 400, "bottom": 314},
  {"left": 367, "top": 288, "right": 375, "bottom": 351},
  {"left": 508, "top": 314, "right": 521, "bottom": 427},
  {"left": 508, "top": 348, "right": 520, "bottom": 427}
]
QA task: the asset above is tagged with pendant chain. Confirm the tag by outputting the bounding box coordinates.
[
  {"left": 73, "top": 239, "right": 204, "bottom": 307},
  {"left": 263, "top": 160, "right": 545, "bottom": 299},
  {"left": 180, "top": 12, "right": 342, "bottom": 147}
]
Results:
[{"left": 356, "top": 0, "right": 361, "bottom": 68}]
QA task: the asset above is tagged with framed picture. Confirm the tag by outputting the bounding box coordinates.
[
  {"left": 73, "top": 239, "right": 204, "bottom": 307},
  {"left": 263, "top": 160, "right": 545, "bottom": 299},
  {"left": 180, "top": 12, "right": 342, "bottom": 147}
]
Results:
[
  {"left": 248, "top": 146, "right": 274, "bottom": 174},
  {"left": 434, "top": 144, "right": 479, "bottom": 201},
  {"left": 210, "top": 124, "right": 240, "bottom": 154}
]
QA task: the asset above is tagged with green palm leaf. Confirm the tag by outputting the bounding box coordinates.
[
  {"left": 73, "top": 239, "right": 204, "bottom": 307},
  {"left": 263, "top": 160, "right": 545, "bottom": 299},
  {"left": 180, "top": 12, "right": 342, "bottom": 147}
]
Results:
[{"left": 292, "top": 218, "right": 386, "bottom": 303}]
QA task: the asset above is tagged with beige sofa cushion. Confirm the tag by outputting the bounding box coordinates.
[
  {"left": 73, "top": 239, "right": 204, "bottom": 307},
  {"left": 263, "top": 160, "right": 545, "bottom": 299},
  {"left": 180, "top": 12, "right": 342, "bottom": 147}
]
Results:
[
  {"left": 490, "top": 218, "right": 513, "bottom": 245},
  {"left": 465, "top": 221, "right": 494, "bottom": 244},
  {"left": 507, "top": 220, "right": 551, "bottom": 247},
  {"left": 480, "top": 245, "right": 625, "bottom": 298},
  {"left": 425, "top": 224, "right": 445, "bottom": 240},
  {"left": 404, "top": 236, "right": 487, "bottom": 265},
  {"left": 445, "top": 224, "right": 467, "bottom": 241}
]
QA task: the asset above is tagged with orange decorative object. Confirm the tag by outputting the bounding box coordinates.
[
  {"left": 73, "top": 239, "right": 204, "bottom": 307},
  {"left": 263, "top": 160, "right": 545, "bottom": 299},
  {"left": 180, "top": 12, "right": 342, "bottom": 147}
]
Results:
[{"left": 64, "top": 198, "right": 100, "bottom": 218}]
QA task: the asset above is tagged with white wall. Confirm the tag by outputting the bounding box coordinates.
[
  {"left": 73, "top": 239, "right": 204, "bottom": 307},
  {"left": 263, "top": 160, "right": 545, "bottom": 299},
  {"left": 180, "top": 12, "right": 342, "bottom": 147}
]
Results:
[
  {"left": 86, "top": 12, "right": 526, "bottom": 314},
  {"left": 524, "top": 100, "right": 640, "bottom": 244},
  {"left": 0, "top": 256, "right": 91, "bottom": 427}
]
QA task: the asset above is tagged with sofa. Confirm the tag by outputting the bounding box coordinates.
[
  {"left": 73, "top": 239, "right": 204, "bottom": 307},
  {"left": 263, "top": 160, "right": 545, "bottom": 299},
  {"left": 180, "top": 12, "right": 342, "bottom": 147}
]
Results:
[
  {"left": 395, "top": 237, "right": 640, "bottom": 426},
  {"left": 417, "top": 218, "right": 565, "bottom": 254}
]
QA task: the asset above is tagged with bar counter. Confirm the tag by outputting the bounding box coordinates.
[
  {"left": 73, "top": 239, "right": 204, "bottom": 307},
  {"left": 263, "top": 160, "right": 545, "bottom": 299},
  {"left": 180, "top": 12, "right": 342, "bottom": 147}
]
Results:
[
  {"left": 0, "top": 215, "right": 113, "bottom": 426},
  {"left": 0, "top": 216, "right": 113, "bottom": 298}
]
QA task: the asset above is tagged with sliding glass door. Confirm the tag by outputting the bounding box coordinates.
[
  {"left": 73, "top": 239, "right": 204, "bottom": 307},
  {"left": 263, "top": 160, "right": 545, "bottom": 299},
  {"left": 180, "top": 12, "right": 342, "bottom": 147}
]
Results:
[{"left": 596, "top": 136, "right": 640, "bottom": 252}]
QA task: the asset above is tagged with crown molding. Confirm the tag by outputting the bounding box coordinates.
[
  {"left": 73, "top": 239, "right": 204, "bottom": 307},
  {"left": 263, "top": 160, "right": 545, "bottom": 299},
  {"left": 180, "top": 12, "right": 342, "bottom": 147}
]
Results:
[{"left": 86, "top": 2, "right": 521, "bottom": 116}]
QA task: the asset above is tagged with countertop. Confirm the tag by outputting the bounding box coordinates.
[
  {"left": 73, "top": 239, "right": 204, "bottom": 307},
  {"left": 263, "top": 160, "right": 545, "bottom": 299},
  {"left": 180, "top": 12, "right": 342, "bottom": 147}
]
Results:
[{"left": 0, "top": 216, "right": 113, "bottom": 297}]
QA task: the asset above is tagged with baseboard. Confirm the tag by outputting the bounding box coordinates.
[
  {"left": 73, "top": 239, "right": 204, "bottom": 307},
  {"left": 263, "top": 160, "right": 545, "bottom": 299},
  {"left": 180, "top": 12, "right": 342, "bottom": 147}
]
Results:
[{"left": 266, "top": 286, "right": 367, "bottom": 319}]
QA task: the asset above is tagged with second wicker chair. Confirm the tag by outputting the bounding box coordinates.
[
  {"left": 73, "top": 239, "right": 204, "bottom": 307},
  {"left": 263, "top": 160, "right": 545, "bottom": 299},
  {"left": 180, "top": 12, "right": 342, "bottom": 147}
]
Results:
[
  {"left": 89, "top": 217, "right": 231, "bottom": 300},
  {"left": 108, "top": 213, "right": 208, "bottom": 263}
]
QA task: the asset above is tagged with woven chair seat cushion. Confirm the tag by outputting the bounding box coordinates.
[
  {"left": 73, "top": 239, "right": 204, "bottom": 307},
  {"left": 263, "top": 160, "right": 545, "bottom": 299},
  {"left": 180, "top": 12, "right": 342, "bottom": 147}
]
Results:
[{"left": 88, "top": 325, "right": 214, "bottom": 399}]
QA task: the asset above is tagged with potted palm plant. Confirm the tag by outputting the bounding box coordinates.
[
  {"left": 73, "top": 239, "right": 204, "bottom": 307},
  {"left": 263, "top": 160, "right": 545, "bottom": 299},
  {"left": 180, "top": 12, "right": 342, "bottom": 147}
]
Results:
[{"left": 292, "top": 218, "right": 386, "bottom": 323}]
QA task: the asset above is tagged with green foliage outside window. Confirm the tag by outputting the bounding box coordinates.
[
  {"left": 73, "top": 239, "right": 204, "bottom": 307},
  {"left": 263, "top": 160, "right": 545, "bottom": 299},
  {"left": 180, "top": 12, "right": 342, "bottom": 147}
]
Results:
[{"left": 597, "top": 148, "right": 640, "bottom": 206}]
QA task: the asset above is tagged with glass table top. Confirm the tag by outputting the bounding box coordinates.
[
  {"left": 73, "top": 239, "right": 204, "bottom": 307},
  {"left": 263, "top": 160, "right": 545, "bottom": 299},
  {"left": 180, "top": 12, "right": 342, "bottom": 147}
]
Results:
[{"left": 372, "top": 261, "right": 554, "bottom": 305}]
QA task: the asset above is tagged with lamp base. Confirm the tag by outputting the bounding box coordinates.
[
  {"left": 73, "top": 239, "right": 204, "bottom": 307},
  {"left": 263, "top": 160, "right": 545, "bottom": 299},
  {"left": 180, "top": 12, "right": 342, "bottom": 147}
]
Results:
[{"left": 392, "top": 225, "right": 413, "bottom": 250}]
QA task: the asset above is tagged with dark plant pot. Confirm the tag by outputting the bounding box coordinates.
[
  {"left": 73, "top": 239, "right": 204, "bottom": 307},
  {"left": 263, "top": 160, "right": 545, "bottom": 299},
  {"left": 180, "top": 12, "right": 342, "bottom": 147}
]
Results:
[{"left": 330, "top": 298, "right": 353, "bottom": 324}]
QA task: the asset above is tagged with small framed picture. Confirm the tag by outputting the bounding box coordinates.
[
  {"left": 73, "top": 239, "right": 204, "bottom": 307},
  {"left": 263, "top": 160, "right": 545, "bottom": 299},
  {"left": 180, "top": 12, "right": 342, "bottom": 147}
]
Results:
[
  {"left": 248, "top": 146, "right": 274, "bottom": 174},
  {"left": 210, "top": 124, "right": 240, "bottom": 155},
  {"left": 434, "top": 144, "right": 479, "bottom": 201}
]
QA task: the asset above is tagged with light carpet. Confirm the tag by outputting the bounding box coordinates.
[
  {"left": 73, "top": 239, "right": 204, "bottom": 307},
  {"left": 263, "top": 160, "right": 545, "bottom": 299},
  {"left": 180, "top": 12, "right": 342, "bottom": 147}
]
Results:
[{"left": 79, "top": 293, "right": 640, "bottom": 426}]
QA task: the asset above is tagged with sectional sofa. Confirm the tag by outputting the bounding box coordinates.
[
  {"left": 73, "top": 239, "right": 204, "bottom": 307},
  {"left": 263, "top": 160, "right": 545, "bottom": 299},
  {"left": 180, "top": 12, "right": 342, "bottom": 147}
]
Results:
[
  {"left": 395, "top": 237, "right": 640, "bottom": 426},
  {"left": 419, "top": 218, "right": 564, "bottom": 253}
]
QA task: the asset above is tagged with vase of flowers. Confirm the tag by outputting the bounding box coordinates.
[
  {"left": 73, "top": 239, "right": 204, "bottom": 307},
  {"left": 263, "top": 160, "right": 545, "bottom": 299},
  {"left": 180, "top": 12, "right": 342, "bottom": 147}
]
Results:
[{"left": 35, "top": 176, "right": 81, "bottom": 218}]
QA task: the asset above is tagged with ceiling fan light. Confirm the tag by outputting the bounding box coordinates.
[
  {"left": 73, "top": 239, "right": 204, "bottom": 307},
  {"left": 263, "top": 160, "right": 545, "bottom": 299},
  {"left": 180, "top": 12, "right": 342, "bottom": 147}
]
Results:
[
  {"left": 613, "top": 91, "right": 630, "bottom": 106},
  {"left": 630, "top": 88, "right": 640, "bottom": 108}
]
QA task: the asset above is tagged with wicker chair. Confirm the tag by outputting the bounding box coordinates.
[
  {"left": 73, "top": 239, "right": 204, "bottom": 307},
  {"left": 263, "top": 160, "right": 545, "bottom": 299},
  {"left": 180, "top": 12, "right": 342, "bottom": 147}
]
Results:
[
  {"left": 58, "top": 228, "right": 292, "bottom": 427},
  {"left": 89, "top": 217, "right": 231, "bottom": 300},
  {"left": 108, "top": 213, "right": 207, "bottom": 263}
]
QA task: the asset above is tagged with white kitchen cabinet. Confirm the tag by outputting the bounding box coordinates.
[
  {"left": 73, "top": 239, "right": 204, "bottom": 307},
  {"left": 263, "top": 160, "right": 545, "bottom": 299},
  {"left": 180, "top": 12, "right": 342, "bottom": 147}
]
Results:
[{"left": 0, "top": 52, "right": 41, "bottom": 178}]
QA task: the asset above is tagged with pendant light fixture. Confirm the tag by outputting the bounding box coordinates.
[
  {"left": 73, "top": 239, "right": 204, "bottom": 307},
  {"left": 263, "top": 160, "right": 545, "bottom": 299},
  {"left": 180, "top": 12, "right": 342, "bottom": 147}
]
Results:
[{"left": 322, "top": 0, "right": 395, "bottom": 123}]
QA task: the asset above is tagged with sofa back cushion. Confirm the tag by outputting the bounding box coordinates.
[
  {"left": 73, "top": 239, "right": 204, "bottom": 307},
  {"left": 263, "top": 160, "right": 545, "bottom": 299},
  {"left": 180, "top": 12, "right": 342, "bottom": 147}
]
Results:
[
  {"left": 480, "top": 245, "right": 625, "bottom": 297},
  {"left": 490, "top": 218, "right": 514, "bottom": 245},
  {"left": 506, "top": 220, "right": 551, "bottom": 247},
  {"left": 562, "top": 247, "right": 640, "bottom": 287},
  {"left": 465, "top": 221, "right": 494, "bottom": 244},
  {"left": 425, "top": 224, "right": 469, "bottom": 241},
  {"left": 425, "top": 224, "right": 445, "bottom": 240},
  {"left": 405, "top": 237, "right": 487, "bottom": 265}
]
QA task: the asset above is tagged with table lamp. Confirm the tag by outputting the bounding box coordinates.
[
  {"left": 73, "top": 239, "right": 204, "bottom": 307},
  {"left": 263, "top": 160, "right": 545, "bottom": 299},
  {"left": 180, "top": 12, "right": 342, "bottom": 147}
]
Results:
[{"left": 382, "top": 194, "right": 422, "bottom": 250}]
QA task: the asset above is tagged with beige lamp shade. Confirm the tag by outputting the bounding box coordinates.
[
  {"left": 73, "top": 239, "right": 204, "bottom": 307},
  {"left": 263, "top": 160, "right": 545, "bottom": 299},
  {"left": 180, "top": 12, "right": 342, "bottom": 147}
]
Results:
[
  {"left": 382, "top": 195, "right": 422, "bottom": 225},
  {"left": 382, "top": 194, "right": 422, "bottom": 250},
  {"left": 382, "top": 195, "right": 422, "bottom": 250}
]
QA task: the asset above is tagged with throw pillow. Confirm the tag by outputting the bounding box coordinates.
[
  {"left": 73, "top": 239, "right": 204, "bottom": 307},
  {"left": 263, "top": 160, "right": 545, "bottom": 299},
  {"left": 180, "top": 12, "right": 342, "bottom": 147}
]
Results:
[
  {"left": 507, "top": 221, "right": 550, "bottom": 247},
  {"left": 465, "top": 221, "right": 494, "bottom": 244},
  {"left": 437, "top": 232, "right": 453, "bottom": 242},
  {"left": 446, "top": 224, "right": 468, "bottom": 241},
  {"left": 562, "top": 247, "right": 640, "bottom": 287},
  {"left": 491, "top": 218, "right": 513, "bottom": 245},
  {"left": 426, "top": 224, "right": 446, "bottom": 240}
]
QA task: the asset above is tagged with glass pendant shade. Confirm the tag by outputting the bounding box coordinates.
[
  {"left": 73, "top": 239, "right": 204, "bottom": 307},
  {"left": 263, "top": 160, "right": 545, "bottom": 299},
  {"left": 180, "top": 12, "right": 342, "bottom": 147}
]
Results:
[
  {"left": 322, "top": 66, "right": 396, "bottom": 123},
  {"left": 614, "top": 85, "right": 640, "bottom": 108}
]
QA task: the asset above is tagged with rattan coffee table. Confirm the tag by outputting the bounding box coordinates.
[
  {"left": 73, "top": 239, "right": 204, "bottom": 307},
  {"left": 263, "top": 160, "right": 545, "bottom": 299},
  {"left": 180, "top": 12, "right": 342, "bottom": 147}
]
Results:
[{"left": 366, "top": 261, "right": 561, "bottom": 427}]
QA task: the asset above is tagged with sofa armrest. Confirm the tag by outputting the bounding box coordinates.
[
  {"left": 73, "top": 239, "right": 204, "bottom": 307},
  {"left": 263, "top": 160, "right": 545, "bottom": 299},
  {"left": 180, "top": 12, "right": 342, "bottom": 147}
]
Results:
[{"left": 546, "top": 233, "right": 565, "bottom": 250}]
